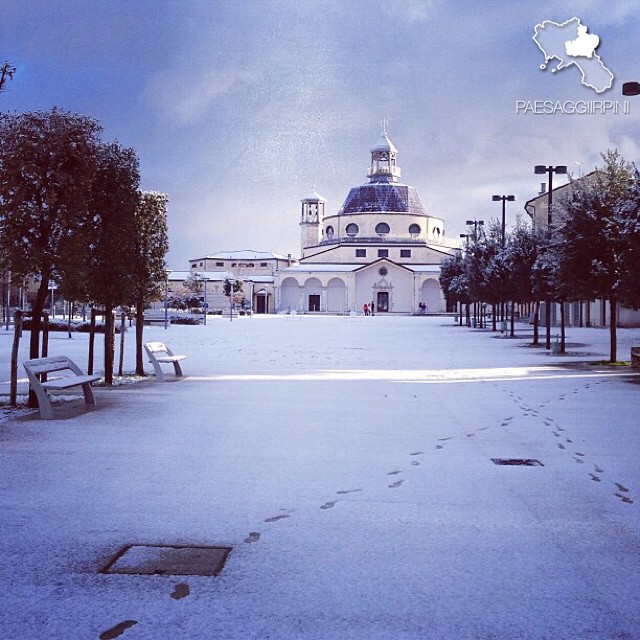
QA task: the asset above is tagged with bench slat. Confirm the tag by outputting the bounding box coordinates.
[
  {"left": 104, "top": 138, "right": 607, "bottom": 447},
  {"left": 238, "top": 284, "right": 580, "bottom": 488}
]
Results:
[{"left": 41, "top": 375, "right": 101, "bottom": 390}]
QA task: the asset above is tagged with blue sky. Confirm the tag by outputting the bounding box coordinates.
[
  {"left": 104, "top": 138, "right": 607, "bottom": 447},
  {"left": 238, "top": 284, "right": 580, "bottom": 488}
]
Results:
[{"left": 1, "top": 0, "right": 639, "bottom": 268}]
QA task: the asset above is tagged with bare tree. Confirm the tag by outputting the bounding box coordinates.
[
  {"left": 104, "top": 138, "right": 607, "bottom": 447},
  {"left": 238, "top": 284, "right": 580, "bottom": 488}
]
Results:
[{"left": 0, "top": 62, "right": 16, "bottom": 93}]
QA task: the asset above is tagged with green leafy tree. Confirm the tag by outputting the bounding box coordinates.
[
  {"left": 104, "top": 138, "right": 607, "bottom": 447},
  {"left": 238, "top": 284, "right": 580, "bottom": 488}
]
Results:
[
  {"left": 556, "top": 150, "right": 635, "bottom": 361},
  {"left": 0, "top": 108, "right": 101, "bottom": 360},
  {"left": 132, "top": 191, "right": 169, "bottom": 375},
  {"left": 82, "top": 142, "right": 140, "bottom": 384},
  {"left": 504, "top": 224, "right": 544, "bottom": 341},
  {"left": 616, "top": 169, "right": 640, "bottom": 310},
  {"left": 439, "top": 252, "right": 469, "bottom": 323}
]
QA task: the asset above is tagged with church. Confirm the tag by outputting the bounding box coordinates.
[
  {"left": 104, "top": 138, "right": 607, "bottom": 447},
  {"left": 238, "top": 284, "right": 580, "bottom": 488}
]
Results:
[{"left": 274, "top": 129, "right": 459, "bottom": 314}]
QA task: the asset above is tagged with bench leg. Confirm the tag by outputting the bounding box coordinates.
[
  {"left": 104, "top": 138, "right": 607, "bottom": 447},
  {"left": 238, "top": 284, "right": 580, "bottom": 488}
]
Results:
[
  {"left": 31, "top": 386, "right": 54, "bottom": 420},
  {"left": 81, "top": 383, "right": 97, "bottom": 406},
  {"left": 151, "top": 359, "right": 166, "bottom": 382},
  {"left": 172, "top": 361, "right": 183, "bottom": 378}
]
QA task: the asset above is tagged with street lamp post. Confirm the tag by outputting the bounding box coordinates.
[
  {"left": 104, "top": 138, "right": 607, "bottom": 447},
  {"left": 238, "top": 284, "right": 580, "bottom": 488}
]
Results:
[
  {"left": 465, "top": 219, "right": 484, "bottom": 328},
  {"left": 534, "top": 164, "right": 568, "bottom": 349},
  {"left": 492, "top": 195, "right": 515, "bottom": 328},
  {"left": 491, "top": 194, "right": 515, "bottom": 248},
  {"left": 459, "top": 233, "right": 472, "bottom": 326}
]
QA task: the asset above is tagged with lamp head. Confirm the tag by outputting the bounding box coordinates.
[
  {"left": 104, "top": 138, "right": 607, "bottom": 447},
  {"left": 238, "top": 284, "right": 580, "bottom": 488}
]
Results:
[
  {"left": 507, "top": 195, "right": 516, "bottom": 201},
  {"left": 622, "top": 81, "right": 640, "bottom": 96},
  {"left": 534, "top": 165, "right": 547, "bottom": 174},
  {"left": 554, "top": 166, "right": 568, "bottom": 174},
  {"left": 492, "top": 195, "right": 501, "bottom": 201}
]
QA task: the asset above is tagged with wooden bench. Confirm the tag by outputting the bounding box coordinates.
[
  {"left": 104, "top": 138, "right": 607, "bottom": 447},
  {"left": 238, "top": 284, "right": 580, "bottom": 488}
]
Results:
[
  {"left": 23, "top": 355, "right": 101, "bottom": 420},
  {"left": 144, "top": 341, "right": 187, "bottom": 382}
]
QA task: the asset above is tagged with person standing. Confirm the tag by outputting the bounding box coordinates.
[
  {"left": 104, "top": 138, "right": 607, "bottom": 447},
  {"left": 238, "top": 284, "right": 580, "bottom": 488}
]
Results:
[
  {"left": 370, "top": 301, "right": 375, "bottom": 316},
  {"left": 363, "top": 303, "right": 369, "bottom": 316}
]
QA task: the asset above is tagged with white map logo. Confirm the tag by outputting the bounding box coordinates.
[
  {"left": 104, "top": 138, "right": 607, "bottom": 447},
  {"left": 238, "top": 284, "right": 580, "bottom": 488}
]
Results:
[{"left": 533, "top": 17, "right": 613, "bottom": 93}]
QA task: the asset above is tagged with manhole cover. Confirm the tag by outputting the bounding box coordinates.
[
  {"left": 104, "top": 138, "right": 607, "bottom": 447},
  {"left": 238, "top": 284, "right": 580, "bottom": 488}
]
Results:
[
  {"left": 101, "top": 544, "right": 232, "bottom": 576},
  {"left": 492, "top": 458, "right": 544, "bottom": 466}
]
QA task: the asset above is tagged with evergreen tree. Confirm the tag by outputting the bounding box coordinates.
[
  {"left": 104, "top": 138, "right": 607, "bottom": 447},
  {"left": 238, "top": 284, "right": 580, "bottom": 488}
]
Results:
[
  {"left": 557, "top": 151, "right": 635, "bottom": 362},
  {"left": 83, "top": 142, "right": 140, "bottom": 384},
  {"left": 132, "top": 191, "right": 169, "bottom": 375},
  {"left": 0, "top": 108, "right": 101, "bottom": 360}
]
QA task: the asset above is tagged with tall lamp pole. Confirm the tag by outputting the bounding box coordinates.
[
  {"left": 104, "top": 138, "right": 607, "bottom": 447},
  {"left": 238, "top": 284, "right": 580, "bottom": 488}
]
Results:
[
  {"left": 465, "top": 219, "right": 484, "bottom": 328},
  {"left": 534, "top": 164, "right": 568, "bottom": 349},
  {"left": 492, "top": 194, "right": 515, "bottom": 248}
]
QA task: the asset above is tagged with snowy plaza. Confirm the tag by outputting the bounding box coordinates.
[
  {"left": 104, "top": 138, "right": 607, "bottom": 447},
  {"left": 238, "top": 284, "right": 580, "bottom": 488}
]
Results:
[{"left": 1, "top": 315, "right": 640, "bottom": 639}]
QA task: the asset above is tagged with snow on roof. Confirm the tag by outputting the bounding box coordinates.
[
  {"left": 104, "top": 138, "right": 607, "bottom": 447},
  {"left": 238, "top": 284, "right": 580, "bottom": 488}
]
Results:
[
  {"left": 279, "top": 264, "right": 361, "bottom": 273},
  {"left": 191, "top": 250, "right": 291, "bottom": 261},
  {"left": 169, "top": 270, "right": 235, "bottom": 281},
  {"left": 301, "top": 190, "right": 327, "bottom": 202},
  {"left": 371, "top": 132, "right": 397, "bottom": 154}
]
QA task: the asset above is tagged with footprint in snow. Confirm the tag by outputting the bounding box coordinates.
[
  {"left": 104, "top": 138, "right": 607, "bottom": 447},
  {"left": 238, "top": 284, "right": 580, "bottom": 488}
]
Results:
[
  {"left": 336, "top": 488, "right": 362, "bottom": 495},
  {"left": 614, "top": 482, "right": 629, "bottom": 493},
  {"left": 615, "top": 493, "right": 634, "bottom": 504},
  {"left": 265, "top": 514, "right": 291, "bottom": 523},
  {"left": 589, "top": 474, "right": 601, "bottom": 482},
  {"left": 244, "top": 532, "right": 261, "bottom": 543},
  {"left": 387, "top": 470, "right": 402, "bottom": 476},
  {"left": 99, "top": 621, "right": 138, "bottom": 640},
  {"left": 170, "top": 583, "right": 190, "bottom": 600},
  {"left": 389, "top": 479, "right": 404, "bottom": 488},
  {"left": 320, "top": 501, "right": 337, "bottom": 510}
]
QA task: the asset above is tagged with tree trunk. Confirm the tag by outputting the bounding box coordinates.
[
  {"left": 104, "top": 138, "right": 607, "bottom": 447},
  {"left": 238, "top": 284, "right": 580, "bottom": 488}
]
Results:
[
  {"left": 88, "top": 308, "right": 96, "bottom": 375},
  {"left": 10, "top": 310, "right": 22, "bottom": 406},
  {"left": 29, "top": 278, "right": 50, "bottom": 359},
  {"left": 492, "top": 304, "right": 497, "bottom": 332},
  {"left": 545, "top": 298, "right": 552, "bottom": 350},
  {"left": 104, "top": 305, "right": 115, "bottom": 385},
  {"left": 560, "top": 300, "right": 566, "bottom": 354},
  {"left": 67, "top": 301, "right": 73, "bottom": 338},
  {"left": 532, "top": 301, "right": 540, "bottom": 346},
  {"left": 118, "top": 311, "right": 126, "bottom": 377},
  {"left": 610, "top": 296, "right": 617, "bottom": 363},
  {"left": 510, "top": 301, "right": 515, "bottom": 337},
  {"left": 136, "top": 299, "right": 145, "bottom": 375}
]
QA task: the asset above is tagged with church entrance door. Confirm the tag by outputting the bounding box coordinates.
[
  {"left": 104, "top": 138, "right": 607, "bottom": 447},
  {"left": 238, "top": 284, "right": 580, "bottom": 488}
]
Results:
[
  {"left": 377, "top": 291, "right": 389, "bottom": 312},
  {"left": 308, "top": 294, "right": 320, "bottom": 311}
]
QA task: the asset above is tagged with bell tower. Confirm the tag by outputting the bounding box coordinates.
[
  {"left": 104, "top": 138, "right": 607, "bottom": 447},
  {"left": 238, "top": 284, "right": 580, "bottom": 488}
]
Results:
[
  {"left": 367, "top": 121, "right": 401, "bottom": 183},
  {"left": 300, "top": 190, "right": 326, "bottom": 250}
]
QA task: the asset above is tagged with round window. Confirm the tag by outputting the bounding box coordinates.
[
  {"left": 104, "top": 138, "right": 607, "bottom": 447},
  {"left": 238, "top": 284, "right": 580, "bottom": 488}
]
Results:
[
  {"left": 409, "top": 223, "right": 421, "bottom": 236},
  {"left": 326, "top": 225, "right": 334, "bottom": 238},
  {"left": 379, "top": 267, "right": 388, "bottom": 276},
  {"left": 375, "top": 222, "right": 390, "bottom": 235},
  {"left": 345, "top": 223, "right": 359, "bottom": 237}
]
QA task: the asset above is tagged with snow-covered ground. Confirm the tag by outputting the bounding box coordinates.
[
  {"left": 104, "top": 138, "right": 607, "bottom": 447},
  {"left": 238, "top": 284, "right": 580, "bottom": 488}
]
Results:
[{"left": 1, "top": 315, "right": 639, "bottom": 640}]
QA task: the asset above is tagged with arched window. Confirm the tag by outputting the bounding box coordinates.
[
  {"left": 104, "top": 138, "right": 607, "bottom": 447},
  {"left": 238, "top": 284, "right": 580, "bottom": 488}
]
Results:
[
  {"left": 345, "top": 223, "right": 359, "bottom": 237},
  {"left": 409, "top": 223, "right": 421, "bottom": 236},
  {"left": 326, "top": 225, "right": 334, "bottom": 238},
  {"left": 375, "top": 222, "right": 390, "bottom": 235}
]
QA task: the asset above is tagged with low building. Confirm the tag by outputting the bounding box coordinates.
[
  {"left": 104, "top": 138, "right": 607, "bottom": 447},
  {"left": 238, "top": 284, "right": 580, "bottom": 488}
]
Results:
[{"left": 524, "top": 172, "right": 640, "bottom": 327}]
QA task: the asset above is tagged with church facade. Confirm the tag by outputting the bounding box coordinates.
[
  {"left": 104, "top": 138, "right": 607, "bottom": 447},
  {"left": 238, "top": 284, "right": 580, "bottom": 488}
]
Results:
[{"left": 274, "top": 131, "right": 459, "bottom": 314}]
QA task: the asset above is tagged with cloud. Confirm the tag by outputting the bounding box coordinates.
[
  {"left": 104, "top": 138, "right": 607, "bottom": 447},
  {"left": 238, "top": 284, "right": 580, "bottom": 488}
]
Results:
[
  {"left": 381, "top": 0, "right": 433, "bottom": 24},
  {"left": 143, "top": 66, "right": 254, "bottom": 126}
]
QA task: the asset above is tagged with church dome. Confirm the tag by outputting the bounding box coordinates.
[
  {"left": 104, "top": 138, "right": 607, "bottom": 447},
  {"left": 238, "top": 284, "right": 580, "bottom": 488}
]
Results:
[
  {"left": 341, "top": 183, "right": 427, "bottom": 215},
  {"left": 339, "top": 130, "right": 425, "bottom": 215}
]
